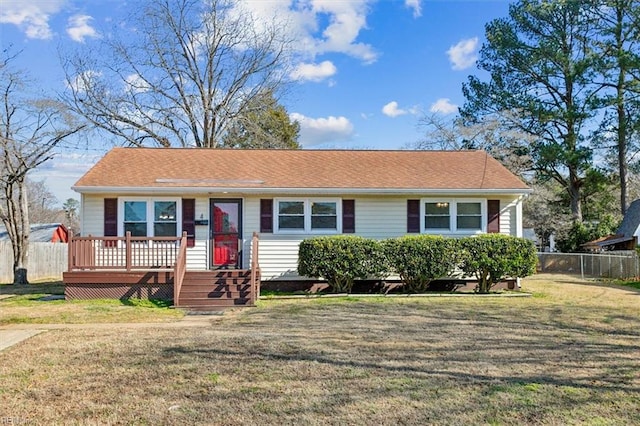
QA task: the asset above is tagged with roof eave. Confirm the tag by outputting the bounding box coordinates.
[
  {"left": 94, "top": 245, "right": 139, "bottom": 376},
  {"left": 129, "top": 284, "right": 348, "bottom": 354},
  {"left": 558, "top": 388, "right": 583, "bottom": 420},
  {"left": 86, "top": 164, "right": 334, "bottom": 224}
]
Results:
[{"left": 72, "top": 185, "right": 532, "bottom": 196}]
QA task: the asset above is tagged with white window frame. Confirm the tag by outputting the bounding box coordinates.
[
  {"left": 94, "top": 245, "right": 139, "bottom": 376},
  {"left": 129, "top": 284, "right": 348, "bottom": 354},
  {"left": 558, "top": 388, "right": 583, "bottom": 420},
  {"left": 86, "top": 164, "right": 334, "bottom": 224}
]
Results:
[
  {"left": 118, "top": 197, "right": 182, "bottom": 238},
  {"left": 421, "top": 198, "right": 486, "bottom": 234},
  {"left": 274, "top": 198, "right": 342, "bottom": 234}
]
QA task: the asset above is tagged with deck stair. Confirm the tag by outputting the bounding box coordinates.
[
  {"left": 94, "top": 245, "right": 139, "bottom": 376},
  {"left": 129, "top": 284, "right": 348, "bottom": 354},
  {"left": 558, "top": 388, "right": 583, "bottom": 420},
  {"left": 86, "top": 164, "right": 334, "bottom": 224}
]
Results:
[{"left": 176, "top": 270, "right": 256, "bottom": 311}]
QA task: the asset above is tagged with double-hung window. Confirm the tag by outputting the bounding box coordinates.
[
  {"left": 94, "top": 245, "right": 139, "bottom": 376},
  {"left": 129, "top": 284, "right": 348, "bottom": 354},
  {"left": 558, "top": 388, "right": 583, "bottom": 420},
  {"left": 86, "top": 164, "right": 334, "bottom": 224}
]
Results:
[
  {"left": 422, "top": 199, "right": 485, "bottom": 233},
  {"left": 120, "top": 198, "right": 181, "bottom": 237},
  {"left": 276, "top": 199, "right": 340, "bottom": 233}
]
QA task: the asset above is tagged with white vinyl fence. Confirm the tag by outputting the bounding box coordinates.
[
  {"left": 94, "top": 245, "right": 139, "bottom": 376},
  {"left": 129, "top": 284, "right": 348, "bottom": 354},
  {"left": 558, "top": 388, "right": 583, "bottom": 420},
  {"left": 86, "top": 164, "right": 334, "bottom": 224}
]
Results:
[
  {"left": 0, "top": 241, "right": 68, "bottom": 283},
  {"left": 537, "top": 251, "right": 640, "bottom": 280}
]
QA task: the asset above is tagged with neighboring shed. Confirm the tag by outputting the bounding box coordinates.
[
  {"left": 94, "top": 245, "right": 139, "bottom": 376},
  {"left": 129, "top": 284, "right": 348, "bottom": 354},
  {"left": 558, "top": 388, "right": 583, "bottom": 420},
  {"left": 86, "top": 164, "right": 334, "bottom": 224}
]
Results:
[
  {"left": 0, "top": 223, "right": 69, "bottom": 243},
  {"left": 582, "top": 199, "right": 640, "bottom": 251}
]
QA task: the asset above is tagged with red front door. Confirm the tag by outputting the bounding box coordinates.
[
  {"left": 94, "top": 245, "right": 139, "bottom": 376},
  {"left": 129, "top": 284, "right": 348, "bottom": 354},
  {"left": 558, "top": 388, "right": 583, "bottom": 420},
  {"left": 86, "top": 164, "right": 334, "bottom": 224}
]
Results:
[{"left": 210, "top": 199, "right": 242, "bottom": 268}]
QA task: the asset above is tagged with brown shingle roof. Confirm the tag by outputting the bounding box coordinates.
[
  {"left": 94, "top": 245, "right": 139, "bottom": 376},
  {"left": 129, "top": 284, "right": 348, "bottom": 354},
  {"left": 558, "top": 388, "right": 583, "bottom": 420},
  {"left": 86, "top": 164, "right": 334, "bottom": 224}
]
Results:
[{"left": 73, "top": 148, "right": 530, "bottom": 193}]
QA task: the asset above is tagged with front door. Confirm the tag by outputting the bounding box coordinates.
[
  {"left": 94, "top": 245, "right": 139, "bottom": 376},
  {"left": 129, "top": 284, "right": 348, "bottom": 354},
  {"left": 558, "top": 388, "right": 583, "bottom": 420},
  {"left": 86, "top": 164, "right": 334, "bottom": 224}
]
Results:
[{"left": 210, "top": 199, "right": 242, "bottom": 269}]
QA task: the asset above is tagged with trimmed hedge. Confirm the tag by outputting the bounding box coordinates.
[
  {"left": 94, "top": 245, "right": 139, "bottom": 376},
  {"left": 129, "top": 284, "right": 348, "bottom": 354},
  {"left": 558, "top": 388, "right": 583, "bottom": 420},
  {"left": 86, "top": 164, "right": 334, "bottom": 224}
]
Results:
[
  {"left": 297, "top": 236, "right": 387, "bottom": 293},
  {"left": 383, "top": 235, "right": 459, "bottom": 292},
  {"left": 458, "top": 234, "right": 537, "bottom": 293},
  {"left": 298, "top": 234, "right": 537, "bottom": 294}
]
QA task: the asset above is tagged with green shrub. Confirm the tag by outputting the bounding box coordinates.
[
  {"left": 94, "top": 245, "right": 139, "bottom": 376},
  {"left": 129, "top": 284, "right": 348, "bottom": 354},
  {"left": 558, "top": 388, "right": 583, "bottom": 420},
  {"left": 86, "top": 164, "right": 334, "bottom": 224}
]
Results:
[
  {"left": 297, "top": 236, "right": 387, "bottom": 293},
  {"left": 383, "top": 235, "right": 459, "bottom": 292},
  {"left": 458, "top": 234, "right": 537, "bottom": 293}
]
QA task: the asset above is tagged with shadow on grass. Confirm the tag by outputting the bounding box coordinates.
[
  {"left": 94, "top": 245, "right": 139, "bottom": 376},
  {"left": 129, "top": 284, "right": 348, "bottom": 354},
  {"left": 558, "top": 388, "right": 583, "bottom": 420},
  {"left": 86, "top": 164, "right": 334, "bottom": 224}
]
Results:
[{"left": 0, "top": 281, "right": 64, "bottom": 296}]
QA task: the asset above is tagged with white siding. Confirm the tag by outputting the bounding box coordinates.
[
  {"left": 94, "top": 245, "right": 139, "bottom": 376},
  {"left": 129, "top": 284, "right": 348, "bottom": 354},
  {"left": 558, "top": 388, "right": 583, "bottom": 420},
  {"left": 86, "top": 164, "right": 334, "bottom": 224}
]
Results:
[
  {"left": 499, "top": 198, "right": 518, "bottom": 236},
  {"left": 80, "top": 193, "right": 525, "bottom": 280},
  {"left": 81, "top": 194, "right": 110, "bottom": 236}
]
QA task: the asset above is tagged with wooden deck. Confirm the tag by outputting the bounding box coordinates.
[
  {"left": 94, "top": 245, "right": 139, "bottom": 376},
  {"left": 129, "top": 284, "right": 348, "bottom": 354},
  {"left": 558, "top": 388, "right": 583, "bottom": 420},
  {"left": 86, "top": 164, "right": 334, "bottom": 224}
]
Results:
[{"left": 64, "top": 232, "right": 261, "bottom": 311}]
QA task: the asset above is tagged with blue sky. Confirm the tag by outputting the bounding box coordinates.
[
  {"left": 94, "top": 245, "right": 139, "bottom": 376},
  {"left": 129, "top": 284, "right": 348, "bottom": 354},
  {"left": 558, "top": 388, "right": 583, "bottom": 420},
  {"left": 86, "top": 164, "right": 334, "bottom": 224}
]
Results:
[{"left": 0, "top": 0, "right": 512, "bottom": 203}]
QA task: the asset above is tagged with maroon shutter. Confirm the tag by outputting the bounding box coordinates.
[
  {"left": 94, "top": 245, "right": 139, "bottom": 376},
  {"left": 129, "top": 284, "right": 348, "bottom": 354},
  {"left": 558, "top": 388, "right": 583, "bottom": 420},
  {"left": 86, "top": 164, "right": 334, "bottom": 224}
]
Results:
[
  {"left": 342, "top": 199, "right": 355, "bottom": 233},
  {"left": 104, "top": 198, "right": 118, "bottom": 247},
  {"left": 487, "top": 200, "right": 500, "bottom": 233},
  {"left": 182, "top": 199, "right": 196, "bottom": 247},
  {"left": 260, "top": 199, "right": 273, "bottom": 233},
  {"left": 407, "top": 199, "right": 420, "bottom": 233}
]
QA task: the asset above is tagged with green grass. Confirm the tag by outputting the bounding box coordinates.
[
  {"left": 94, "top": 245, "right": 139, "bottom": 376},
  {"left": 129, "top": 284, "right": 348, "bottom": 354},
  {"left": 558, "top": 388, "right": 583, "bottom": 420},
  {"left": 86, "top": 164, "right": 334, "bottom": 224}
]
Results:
[{"left": 0, "top": 281, "right": 182, "bottom": 325}]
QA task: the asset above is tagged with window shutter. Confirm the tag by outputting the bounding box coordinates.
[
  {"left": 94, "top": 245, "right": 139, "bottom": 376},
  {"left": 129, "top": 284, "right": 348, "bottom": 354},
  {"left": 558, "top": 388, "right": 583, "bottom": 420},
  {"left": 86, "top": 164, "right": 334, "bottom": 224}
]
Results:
[
  {"left": 182, "top": 199, "right": 196, "bottom": 247},
  {"left": 342, "top": 199, "right": 355, "bottom": 233},
  {"left": 487, "top": 199, "right": 500, "bottom": 233},
  {"left": 260, "top": 199, "right": 273, "bottom": 233},
  {"left": 407, "top": 199, "right": 420, "bottom": 233},
  {"left": 104, "top": 198, "right": 118, "bottom": 247}
]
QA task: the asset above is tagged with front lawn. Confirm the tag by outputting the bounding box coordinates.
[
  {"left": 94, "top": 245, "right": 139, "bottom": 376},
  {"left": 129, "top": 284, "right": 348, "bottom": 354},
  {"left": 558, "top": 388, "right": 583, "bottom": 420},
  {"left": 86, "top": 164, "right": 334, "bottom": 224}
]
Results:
[
  {"left": 0, "top": 274, "right": 639, "bottom": 425},
  {"left": 0, "top": 282, "right": 182, "bottom": 325}
]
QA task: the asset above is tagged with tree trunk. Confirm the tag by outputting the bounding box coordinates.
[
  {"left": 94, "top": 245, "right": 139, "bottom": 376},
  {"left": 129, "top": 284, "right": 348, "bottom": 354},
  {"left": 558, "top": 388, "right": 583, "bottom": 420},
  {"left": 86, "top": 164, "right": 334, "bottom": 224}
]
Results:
[
  {"left": 13, "top": 179, "right": 30, "bottom": 285},
  {"left": 568, "top": 166, "right": 583, "bottom": 222}
]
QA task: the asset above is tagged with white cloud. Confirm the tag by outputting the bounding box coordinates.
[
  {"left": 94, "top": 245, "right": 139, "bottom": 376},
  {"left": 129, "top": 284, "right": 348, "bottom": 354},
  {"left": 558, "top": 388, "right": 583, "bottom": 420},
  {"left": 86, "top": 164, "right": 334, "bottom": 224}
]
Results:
[
  {"left": 66, "top": 14, "right": 99, "bottom": 43},
  {"left": 0, "top": 0, "right": 65, "bottom": 39},
  {"left": 447, "top": 37, "right": 479, "bottom": 70},
  {"left": 290, "top": 112, "right": 354, "bottom": 146},
  {"left": 382, "top": 101, "right": 406, "bottom": 118},
  {"left": 124, "top": 74, "right": 151, "bottom": 94},
  {"left": 290, "top": 60, "right": 337, "bottom": 82},
  {"left": 66, "top": 70, "right": 102, "bottom": 93},
  {"left": 236, "top": 0, "right": 378, "bottom": 64},
  {"left": 382, "top": 101, "right": 418, "bottom": 118},
  {"left": 429, "top": 98, "right": 458, "bottom": 114},
  {"left": 405, "top": 0, "right": 422, "bottom": 18}
]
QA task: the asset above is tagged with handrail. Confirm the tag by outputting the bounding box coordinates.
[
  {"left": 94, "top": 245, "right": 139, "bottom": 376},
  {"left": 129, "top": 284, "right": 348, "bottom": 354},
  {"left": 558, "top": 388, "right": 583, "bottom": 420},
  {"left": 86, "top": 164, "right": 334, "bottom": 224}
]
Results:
[
  {"left": 173, "top": 231, "right": 188, "bottom": 307},
  {"left": 67, "top": 232, "right": 182, "bottom": 271},
  {"left": 250, "top": 232, "right": 260, "bottom": 304}
]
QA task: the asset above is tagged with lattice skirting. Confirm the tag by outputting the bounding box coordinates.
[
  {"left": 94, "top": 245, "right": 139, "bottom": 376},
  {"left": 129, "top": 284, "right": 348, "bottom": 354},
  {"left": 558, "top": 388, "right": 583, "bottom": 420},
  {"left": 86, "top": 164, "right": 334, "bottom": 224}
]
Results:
[{"left": 65, "top": 283, "right": 173, "bottom": 300}]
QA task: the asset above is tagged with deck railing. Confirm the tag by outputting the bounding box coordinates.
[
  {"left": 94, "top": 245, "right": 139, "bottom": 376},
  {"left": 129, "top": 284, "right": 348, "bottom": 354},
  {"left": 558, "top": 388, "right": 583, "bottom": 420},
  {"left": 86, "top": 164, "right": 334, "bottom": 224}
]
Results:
[
  {"left": 250, "top": 232, "right": 261, "bottom": 304},
  {"left": 173, "top": 232, "right": 188, "bottom": 306},
  {"left": 67, "top": 231, "right": 183, "bottom": 271}
]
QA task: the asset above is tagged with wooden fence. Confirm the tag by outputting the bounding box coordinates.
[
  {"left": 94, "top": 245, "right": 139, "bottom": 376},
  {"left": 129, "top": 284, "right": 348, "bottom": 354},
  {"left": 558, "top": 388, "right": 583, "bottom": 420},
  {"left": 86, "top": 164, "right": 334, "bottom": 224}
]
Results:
[
  {"left": 0, "top": 241, "right": 68, "bottom": 283},
  {"left": 537, "top": 251, "right": 640, "bottom": 280}
]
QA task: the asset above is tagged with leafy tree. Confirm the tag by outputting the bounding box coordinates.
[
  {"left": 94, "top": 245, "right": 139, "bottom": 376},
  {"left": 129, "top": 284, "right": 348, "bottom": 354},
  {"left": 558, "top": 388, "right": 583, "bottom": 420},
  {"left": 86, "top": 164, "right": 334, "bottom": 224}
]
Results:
[
  {"left": 1, "top": 52, "right": 84, "bottom": 284},
  {"left": 62, "top": 0, "right": 291, "bottom": 148},
  {"left": 221, "top": 91, "right": 300, "bottom": 149},
  {"left": 461, "top": 0, "right": 602, "bottom": 222},
  {"left": 591, "top": 0, "right": 640, "bottom": 214}
]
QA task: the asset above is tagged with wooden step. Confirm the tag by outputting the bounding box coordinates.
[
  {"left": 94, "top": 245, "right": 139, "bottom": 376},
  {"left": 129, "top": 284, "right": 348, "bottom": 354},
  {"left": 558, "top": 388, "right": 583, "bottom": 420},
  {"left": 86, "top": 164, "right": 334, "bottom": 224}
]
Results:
[{"left": 179, "top": 290, "right": 251, "bottom": 299}]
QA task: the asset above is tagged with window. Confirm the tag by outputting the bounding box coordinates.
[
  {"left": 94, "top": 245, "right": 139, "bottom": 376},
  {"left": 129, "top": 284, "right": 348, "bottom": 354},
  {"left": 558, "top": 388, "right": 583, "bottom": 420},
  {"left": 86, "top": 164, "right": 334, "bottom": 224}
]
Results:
[
  {"left": 311, "top": 202, "right": 337, "bottom": 230},
  {"left": 422, "top": 199, "right": 485, "bottom": 233},
  {"left": 457, "top": 202, "right": 481, "bottom": 230},
  {"left": 425, "top": 202, "right": 450, "bottom": 230},
  {"left": 276, "top": 199, "right": 340, "bottom": 233},
  {"left": 120, "top": 198, "right": 181, "bottom": 237},
  {"left": 154, "top": 201, "right": 177, "bottom": 236},
  {"left": 278, "top": 201, "right": 305, "bottom": 230},
  {"left": 124, "top": 201, "right": 147, "bottom": 237}
]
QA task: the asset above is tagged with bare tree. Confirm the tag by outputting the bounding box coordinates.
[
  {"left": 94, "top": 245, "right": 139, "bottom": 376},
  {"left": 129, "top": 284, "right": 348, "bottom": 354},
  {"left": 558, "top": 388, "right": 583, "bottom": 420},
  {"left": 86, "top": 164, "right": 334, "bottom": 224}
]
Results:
[
  {"left": 62, "top": 0, "right": 292, "bottom": 148},
  {"left": 1, "top": 52, "right": 84, "bottom": 284},
  {"left": 413, "top": 112, "right": 535, "bottom": 178}
]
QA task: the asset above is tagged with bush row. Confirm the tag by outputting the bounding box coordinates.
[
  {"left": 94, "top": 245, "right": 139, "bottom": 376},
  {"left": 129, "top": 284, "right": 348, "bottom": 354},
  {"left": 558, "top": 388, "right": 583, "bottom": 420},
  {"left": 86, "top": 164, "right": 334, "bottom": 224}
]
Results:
[{"left": 297, "top": 234, "right": 537, "bottom": 294}]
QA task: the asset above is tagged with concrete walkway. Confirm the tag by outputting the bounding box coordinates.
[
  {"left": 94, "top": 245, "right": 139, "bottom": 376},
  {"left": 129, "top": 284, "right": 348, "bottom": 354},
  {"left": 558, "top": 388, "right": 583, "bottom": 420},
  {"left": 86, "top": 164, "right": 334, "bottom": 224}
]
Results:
[
  {"left": 0, "top": 315, "right": 217, "bottom": 352},
  {"left": 0, "top": 329, "right": 47, "bottom": 352}
]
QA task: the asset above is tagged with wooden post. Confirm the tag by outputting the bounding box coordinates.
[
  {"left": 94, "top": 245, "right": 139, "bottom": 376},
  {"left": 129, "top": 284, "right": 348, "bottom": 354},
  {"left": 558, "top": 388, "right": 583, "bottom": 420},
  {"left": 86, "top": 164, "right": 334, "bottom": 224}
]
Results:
[
  {"left": 67, "top": 230, "right": 74, "bottom": 271},
  {"left": 125, "top": 231, "right": 132, "bottom": 272}
]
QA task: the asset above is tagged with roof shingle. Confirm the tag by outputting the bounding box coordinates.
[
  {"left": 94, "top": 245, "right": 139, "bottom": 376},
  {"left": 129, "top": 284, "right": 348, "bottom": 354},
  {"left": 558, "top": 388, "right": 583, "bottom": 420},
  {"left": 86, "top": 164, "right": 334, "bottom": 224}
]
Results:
[{"left": 73, "top": 148, "right": 529, "bottom": 192}]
